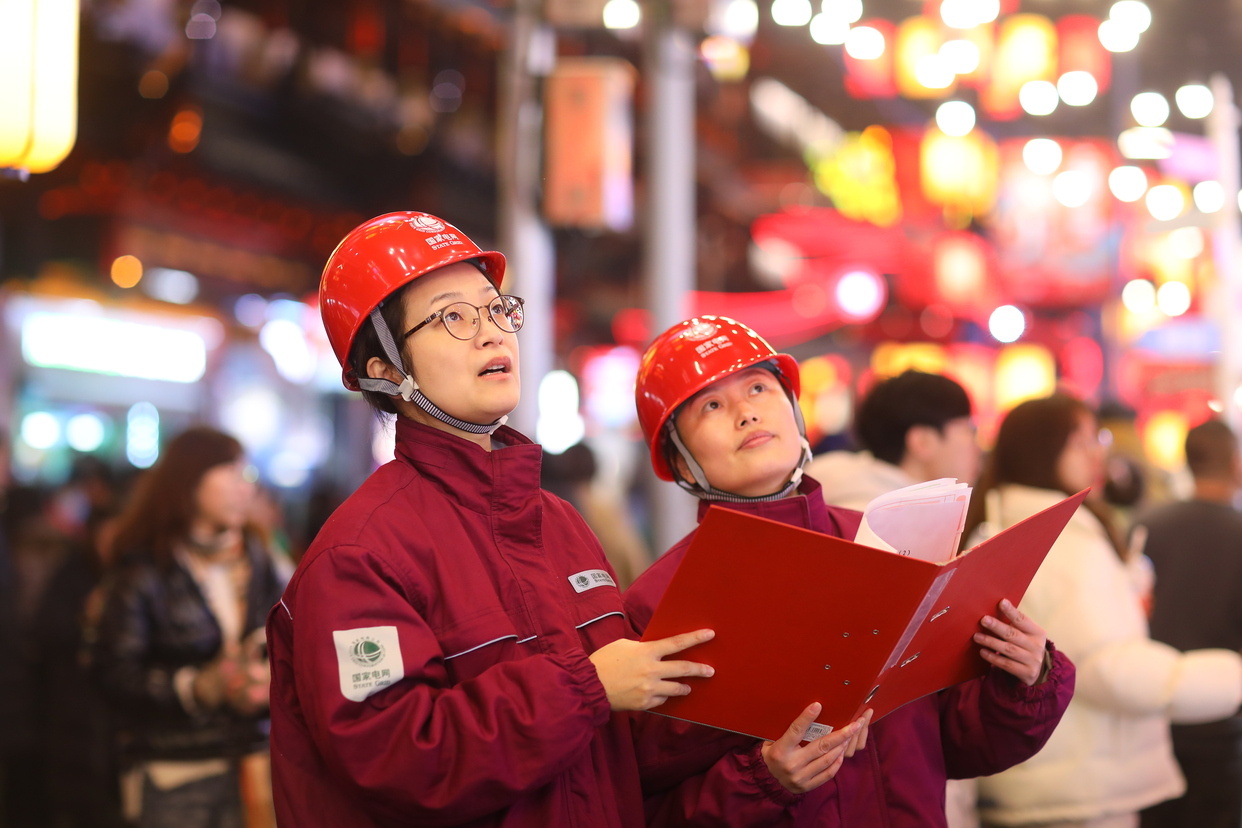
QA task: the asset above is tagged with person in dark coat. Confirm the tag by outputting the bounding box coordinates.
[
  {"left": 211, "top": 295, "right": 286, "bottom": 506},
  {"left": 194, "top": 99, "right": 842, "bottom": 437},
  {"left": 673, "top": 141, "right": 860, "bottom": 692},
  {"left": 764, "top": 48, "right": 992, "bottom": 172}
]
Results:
[
  {"left": 91, "top": 427, "right": 289, "bottom": 828},
  {"left": 1139, "top": 419, "right": 1242, "bottom": 828}
]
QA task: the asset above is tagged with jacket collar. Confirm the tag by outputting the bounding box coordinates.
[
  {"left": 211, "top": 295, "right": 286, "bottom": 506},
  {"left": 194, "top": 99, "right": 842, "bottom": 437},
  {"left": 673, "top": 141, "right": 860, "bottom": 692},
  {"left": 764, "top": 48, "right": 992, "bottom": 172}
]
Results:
[
  {"left": 696, "top": 478, "right": 831, "bottom": 534},
  {"left": 393, "top": 417, "right": 542, "bottom": 514},
  {"left": 994, "top": 484, "right": 1098, "bottom": 534}
]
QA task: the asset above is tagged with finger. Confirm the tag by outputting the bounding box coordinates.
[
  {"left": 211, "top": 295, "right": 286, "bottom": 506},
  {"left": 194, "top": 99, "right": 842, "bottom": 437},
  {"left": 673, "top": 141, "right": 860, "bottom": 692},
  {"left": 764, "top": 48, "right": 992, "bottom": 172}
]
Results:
[
  {"left": 802, "top": 749, "right": 848, "bottom": 790},
  {"left": 792, "top": 732, "right": 850, "bottom": 781},
  {"left": 645, "top": 681, "right": 694, "bottom": 708},
  {"left": 998, "top": 599, "right": 1042, "bottom": 634},
  {"left": 856, "top": 709, "right": 873, "bottom": 751},
  {"left": 774, "top": 703, "right": 822, "bottom": 749},
  {"left": 978, "top": 648, "right": 1037, "bottom": 683},
  {"left": 653, "top": 660, "right": 716, "bottom": 680},
  {"left": 799, "top": 721, "right": 857, "bottom": 760},
  {"left": 650, "top": 629, "right": 715, "bottom": 658},
  {"left": 973, "top": 631, "right": 1038, "bottom": 662}
]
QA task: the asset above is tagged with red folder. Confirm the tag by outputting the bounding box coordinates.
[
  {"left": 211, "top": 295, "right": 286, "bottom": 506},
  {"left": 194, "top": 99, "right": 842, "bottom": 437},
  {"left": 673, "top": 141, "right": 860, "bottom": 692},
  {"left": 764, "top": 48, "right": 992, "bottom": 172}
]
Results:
[{"left": 640, "top": 489, "right": 1087, "bottom": 741}]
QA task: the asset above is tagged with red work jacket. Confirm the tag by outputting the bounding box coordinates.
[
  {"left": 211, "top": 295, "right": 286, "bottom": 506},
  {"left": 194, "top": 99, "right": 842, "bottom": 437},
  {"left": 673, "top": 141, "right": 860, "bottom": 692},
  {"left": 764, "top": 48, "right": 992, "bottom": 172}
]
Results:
[
  {"left": 269, "top": 420, "right": 648, "bottom": 827},
  {"left": 625, "top": 479, "right": 1077, "bottom": 828}
]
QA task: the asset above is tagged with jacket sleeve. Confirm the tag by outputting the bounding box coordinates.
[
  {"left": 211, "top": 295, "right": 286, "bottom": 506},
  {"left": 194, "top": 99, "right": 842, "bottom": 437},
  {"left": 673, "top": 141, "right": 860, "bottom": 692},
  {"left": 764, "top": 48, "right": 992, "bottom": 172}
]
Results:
[
  {"left": 643, "top": 742, "right": 801, "bottom": 828},
  {"left": 938, "top": 644, "right": 1076, "bottom": 779},
  {"left": 288, "top": 544, "right": 613, "bottom": 827},
  {"left": 1036, "top": 523, "right": 1242, "bottom": 724},
  {"left": 1075, "top": 639, "right": 1242, "bottom": 723},
  {"left": 90, "top": 568, "right": 190, "bottom": 716}
]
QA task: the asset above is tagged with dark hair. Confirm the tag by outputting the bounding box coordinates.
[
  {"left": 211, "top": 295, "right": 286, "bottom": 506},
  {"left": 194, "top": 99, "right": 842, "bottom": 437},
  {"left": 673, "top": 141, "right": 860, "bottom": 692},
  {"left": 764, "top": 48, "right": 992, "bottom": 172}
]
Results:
[
  {"left": 1185, "top": 419, "right": 1237, "bottom": 479},
  {"left": 856, "top": 371, "right": 973, "bottom": 466},
  {"left": 110, "top": 427, "right": 244, "bottom": 565},
  {"left": 961, "top": 394, "right": 1125, "bottom": 558}
]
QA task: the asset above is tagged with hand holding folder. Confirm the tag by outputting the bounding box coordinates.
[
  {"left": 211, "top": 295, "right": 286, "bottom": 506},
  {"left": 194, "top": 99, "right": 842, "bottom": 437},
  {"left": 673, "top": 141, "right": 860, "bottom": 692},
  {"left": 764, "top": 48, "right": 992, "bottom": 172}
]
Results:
[{"left": 640, "top": 487, "right": 1087, "bottom": 742}]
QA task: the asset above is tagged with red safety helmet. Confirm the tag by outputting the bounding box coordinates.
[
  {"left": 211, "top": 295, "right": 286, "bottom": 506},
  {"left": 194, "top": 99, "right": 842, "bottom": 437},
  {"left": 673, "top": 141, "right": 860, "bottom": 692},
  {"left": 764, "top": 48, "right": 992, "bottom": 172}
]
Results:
[
  {"left": 319, "top": 211, "right": 506, "bottom": 391},
  {"left": 636, "top": 316, "right": 801, "bottom": 481}
]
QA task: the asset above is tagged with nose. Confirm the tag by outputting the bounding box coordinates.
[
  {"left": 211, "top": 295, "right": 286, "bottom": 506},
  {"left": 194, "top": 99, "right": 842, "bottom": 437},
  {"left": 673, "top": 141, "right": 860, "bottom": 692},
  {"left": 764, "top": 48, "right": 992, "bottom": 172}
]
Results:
[
  {"left": 736, "top": 403, "right": 759, "bottom": 429},
  {"left": 477, "top": 313, "right": 506, "bottom": 347}
]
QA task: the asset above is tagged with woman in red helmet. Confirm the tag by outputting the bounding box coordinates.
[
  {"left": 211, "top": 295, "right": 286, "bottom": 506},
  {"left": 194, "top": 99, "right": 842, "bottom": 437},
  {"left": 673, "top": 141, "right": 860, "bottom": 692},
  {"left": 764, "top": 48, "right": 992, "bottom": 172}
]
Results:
[
  {"left": 265, "top": 215, "right": 855, "bottom": 828},
  {"left": 626, "top": 316, "right": 1077, "bottom": 827}
]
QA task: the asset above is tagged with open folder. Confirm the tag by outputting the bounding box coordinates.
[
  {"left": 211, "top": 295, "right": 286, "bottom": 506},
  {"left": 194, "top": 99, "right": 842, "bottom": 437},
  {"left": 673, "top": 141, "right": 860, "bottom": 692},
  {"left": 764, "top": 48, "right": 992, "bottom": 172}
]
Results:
[{"left": 640, "top": 488, "right": 1088, "bottom": 742}]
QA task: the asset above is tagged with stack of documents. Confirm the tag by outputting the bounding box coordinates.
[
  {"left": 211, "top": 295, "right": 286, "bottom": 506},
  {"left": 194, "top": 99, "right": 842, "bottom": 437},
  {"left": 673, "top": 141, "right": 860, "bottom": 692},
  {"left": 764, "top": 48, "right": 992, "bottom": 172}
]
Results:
[{"left": 853, "top": 478, "right": 972, "bottom": 564}]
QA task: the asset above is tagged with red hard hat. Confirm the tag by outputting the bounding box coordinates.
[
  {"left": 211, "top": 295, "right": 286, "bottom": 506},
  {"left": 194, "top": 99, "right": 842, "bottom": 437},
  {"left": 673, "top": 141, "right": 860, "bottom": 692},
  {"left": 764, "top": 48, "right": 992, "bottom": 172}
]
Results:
[
  {"left": 635, "top": 316, "right": 801, "bottom": 481},
  {"left": 319, "top": 211, "right": 506, "bottom": 391}
]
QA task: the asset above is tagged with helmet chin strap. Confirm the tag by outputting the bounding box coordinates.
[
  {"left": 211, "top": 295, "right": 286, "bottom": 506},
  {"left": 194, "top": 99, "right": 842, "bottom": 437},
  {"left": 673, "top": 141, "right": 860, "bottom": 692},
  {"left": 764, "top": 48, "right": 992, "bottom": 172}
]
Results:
[
  {"left": 666, "top": 386, "right": 812, "bottom": 504},
  {"left": 357, "top": 308, "right": 508, "bottom": 436}
]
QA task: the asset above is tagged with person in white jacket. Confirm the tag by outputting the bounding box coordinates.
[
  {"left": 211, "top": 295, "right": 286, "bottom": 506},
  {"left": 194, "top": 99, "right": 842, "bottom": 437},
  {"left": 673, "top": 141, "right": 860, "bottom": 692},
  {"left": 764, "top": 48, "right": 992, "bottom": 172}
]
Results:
[{"left": 963, "top": 394, "right": 1242, "bottom": 828}]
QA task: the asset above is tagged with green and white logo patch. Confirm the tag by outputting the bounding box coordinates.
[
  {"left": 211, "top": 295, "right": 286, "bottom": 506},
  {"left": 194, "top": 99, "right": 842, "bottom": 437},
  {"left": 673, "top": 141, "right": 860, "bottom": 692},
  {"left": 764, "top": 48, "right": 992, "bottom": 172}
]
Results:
[{"left": 333, "top": 626, "right": 404, "bottom": 702}]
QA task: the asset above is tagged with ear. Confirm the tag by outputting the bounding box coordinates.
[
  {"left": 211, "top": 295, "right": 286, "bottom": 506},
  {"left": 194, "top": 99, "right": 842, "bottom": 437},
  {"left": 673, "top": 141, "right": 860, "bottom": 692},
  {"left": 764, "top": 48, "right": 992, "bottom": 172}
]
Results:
[
  {"left": 905, "top": 424, "right": 938, "bottom": 463},
  {"left": 670, "top": 449, "right": 693, "bottom": 485},
  {"left": 366, "top": 356, "right": 405, "bottom": 388}
]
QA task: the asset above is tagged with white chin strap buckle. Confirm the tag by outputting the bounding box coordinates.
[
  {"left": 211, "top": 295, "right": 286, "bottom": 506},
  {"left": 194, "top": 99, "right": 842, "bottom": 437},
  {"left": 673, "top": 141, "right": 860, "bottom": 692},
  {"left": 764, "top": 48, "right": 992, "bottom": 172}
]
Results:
[{"left": 397, "top": 375, "right": 418, "bottom": 402}]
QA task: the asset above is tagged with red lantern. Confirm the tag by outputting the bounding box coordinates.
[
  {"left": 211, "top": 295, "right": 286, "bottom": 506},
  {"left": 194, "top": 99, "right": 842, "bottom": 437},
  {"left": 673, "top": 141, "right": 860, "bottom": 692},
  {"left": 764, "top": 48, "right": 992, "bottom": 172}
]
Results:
[
  {"left": 1057, "top": 15, "right": 1110, "bottom": 95},
  {"left": 844, "top": 19, "right": 898, "bottom": 99}
]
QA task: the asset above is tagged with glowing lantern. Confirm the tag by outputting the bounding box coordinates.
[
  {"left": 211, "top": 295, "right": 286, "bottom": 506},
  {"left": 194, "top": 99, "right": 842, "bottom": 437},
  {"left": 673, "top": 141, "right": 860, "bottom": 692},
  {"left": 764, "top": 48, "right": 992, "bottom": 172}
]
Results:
[
  {"left": 896, "top": 17, "right": 954, "bottom": 99},
  {"left": 995, "top": 344, "right": 1056, "bottom": 412},
  {"left": 933, "top": 231, "right": 991, "bottom": 309},
  {"left": 981, "top": 15, "right": 1058, "bottom": 121},
  {"left": 872, "top": 342, "right": 950, "bottom": 378},
  {"left": 844, "top": 19, "right": 898, "bottom": 99},
  {"left": 1057, "top": 15, "right": 1110, "bottom": 95},
  {"left": 1142, "top": 409, "right": 1187, "bottom": 470},
  {"left": 920, "top": 128, "right": 999, "bottom": 215},
  {"left": 951, "top": 24, "right": 996, "bottom": 88},
  {"left": 0, "top": 0, "right": 79, "bottom": 174}
]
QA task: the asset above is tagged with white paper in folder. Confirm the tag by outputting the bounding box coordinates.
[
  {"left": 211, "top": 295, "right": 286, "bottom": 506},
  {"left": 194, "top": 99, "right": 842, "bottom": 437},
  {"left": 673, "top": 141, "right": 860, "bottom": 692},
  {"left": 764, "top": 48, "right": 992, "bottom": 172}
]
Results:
[{"left": 852, "top": 478, "right": 973, "bottom": 564}]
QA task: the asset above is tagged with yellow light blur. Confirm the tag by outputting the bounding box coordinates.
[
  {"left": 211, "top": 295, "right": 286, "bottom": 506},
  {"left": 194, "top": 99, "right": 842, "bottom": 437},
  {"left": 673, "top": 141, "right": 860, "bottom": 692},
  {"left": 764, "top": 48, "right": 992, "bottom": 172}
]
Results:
[
  {"left": 1143, "top": 410, "right": 1187, "bottom": 471},
  {"left": 872, "top": 342, "right": 949, "bottom": 377},
  {"left": 896, "top": 16, "right": 951, "bottom": 98},
  {"left": 812, "top": 126, "right": 903, "bottom": 227},
  {"left": 111, "top": 255, "right": 144, "bottom": 288},
  {"left": 920, "top": 128, "right": 999, "bottom": 214},
  {"left": 0, "top": 0, "right": 79, "bottom": 174},
  {"left": 983, "top": 14, "right": 1057, "bottom": 116},
  {"left": 995, "top": 344, "right": 1056, "bottom": 412}
]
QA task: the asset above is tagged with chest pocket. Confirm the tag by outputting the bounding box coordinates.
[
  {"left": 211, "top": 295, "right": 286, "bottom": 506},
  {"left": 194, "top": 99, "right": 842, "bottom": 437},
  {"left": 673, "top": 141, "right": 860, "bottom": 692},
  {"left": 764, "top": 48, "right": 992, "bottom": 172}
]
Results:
[
  {"left": 568, "top": 585, "right": 629, "bottom": 653},
  {"left": 437, "top": 610, "right": 535, "bottom": 683}
]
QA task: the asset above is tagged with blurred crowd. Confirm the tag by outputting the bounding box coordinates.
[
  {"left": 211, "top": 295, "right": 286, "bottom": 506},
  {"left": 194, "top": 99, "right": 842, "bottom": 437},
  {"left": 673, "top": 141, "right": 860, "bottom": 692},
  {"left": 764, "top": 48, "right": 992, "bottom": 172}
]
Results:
[{"left": 1, "top": 369, "right": 1240, "bottom": 828}]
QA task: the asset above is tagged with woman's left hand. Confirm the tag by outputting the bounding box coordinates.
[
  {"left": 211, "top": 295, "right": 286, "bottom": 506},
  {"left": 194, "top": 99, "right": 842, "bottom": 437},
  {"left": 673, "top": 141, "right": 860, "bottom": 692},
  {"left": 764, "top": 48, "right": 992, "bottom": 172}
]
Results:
[{"left": 973, "top": 599, "right": 1048, "bottom": 687}]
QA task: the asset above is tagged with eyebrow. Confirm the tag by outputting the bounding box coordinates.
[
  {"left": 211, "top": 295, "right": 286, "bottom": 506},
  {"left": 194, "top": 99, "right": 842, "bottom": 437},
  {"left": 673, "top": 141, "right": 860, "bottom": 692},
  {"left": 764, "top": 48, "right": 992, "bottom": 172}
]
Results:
[{"left": 427, "top": 291, "right": 465, "bottom": 307}]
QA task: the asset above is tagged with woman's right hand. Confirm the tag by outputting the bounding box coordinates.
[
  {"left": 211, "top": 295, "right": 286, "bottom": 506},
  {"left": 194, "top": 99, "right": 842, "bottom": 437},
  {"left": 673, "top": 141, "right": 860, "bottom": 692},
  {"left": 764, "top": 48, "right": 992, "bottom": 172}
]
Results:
[
  {"left": 588, "top": 630, "right": 716, "bottom": 711},
  {"left": 761, "top": 703, "right": 870, "bottom": 794}
]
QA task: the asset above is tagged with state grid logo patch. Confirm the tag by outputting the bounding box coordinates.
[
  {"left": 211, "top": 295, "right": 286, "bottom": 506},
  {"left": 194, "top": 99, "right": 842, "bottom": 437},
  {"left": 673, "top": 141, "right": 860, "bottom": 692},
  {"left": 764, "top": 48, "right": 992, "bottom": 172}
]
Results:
[{"left": 333, "top": 626, "right": 404, "bottom": 702}]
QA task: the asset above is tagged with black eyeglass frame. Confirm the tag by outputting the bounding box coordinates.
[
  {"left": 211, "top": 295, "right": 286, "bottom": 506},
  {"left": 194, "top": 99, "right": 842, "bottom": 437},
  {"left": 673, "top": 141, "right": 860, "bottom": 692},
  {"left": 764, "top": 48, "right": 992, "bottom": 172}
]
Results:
[{"left": 400, "top": 295, "right": 526, "bottom": 342}]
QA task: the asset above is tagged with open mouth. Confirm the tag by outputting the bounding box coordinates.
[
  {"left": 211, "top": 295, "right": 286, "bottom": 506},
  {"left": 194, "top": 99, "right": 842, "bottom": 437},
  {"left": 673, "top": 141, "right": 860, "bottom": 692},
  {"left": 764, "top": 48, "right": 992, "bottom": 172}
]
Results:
[{"left": 478, "top": 358, "right": 511, "bottom": 377}]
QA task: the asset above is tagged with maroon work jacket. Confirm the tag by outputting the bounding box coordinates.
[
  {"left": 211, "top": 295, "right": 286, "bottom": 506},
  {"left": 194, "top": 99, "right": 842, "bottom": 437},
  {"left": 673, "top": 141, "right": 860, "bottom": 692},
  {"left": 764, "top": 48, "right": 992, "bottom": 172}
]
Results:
[
  {"left": 269, "top": 420, "right": 668, "bottom": 827},
  {"left": 624, "top": 479, "right": 1077, "bottom": 828}
]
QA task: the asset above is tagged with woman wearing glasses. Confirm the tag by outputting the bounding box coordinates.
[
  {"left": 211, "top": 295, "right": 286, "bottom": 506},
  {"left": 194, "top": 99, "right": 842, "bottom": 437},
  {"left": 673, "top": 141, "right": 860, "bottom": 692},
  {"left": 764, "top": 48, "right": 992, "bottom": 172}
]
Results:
[{"left": 266, "top": 213, "right": 735, "bottom": 828}]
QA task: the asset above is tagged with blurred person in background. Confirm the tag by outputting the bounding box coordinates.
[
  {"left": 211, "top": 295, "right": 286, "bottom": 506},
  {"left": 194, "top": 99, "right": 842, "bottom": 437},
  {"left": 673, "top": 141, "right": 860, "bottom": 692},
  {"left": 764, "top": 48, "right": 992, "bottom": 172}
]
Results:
[
  {"left": 541, "top": 442, "right": 651, "bottom": 589},
  {"left": 963, "top": 395, "right": 1242, "bottom": 828},
  {"left": 805, "top": 370, "right": 982, "bottom": 510},
  {"left": 91, "top": 427, "right": 288, "bottom": 828},
  {"left": 806, "top": 370, "right": 984, "bottom": 827},
  {"left": 1136, "top": 419, "right": 1242, "bottom": 828}
]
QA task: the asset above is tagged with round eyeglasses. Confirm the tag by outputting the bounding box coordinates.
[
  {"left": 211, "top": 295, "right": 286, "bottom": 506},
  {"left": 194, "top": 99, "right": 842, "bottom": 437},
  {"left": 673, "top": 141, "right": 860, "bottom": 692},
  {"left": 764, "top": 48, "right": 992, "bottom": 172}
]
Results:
[{"left": 401, "top": 295, "right": 525, "bottom": 342}]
